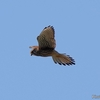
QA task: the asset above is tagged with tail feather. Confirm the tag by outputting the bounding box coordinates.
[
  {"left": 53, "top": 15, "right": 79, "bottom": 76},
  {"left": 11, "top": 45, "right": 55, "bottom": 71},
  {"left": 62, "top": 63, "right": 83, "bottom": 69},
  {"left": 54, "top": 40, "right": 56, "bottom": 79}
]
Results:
[
  {"left": 58, "top": 57, "right": 66, "bottom": 65},
  {"left": 52, "top": 51, "right": 75, "bottom": 66},
  {"left": 52, "top": 57, "right": 61, "bottom": 65}
]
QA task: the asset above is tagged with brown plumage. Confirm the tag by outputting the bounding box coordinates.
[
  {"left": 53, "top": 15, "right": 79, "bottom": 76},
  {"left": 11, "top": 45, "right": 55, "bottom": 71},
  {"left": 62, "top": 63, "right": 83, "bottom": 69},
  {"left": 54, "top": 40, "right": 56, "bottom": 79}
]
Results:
[{"left": 29, "top": 25, "right": 75, "bottom": 66}]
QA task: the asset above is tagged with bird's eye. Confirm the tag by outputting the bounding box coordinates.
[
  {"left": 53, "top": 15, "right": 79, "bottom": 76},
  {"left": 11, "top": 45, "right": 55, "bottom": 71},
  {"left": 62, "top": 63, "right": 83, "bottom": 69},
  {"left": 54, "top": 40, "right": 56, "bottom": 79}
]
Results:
[{"left": 33, "top": 49, "right": 37, "bottom": 53}]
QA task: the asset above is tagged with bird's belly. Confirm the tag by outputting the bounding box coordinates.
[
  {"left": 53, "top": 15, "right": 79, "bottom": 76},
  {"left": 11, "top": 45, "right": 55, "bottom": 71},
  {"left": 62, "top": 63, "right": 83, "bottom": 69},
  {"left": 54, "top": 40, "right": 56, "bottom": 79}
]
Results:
[{"left": 37, "top": 50, "right": 53, "bottom": 57}]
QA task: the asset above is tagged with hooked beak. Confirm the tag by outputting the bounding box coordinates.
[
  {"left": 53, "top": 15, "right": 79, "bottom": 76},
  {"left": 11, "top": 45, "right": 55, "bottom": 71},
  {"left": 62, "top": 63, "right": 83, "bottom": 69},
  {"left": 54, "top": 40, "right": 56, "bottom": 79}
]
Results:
[
  {"left": 29, "top": 46, "right": 34, "bottom": 56},
  {"left": 30, "top": 50, "right": 34, "bottom": 56}
]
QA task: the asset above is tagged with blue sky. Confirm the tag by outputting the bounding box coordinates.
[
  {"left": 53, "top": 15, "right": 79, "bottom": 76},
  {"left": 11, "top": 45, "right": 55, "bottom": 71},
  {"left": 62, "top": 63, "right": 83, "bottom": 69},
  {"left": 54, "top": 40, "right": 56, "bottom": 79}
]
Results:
[{"left": 0, "top": 0, "right": 100, "bottom": 100}]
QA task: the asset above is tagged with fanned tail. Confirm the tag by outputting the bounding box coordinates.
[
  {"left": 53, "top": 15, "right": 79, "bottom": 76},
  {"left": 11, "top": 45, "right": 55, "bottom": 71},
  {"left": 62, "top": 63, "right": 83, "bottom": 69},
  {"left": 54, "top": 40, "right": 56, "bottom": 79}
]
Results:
[{"left": 52, "top": 51, "right": 75, "bottom": 66}]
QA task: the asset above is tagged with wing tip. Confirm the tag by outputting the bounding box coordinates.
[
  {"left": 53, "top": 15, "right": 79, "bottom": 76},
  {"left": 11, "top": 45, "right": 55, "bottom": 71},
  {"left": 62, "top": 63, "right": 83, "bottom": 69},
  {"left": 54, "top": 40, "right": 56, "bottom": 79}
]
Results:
[{"left": 44, "top": 25, "right": 55, "bottom": 32}]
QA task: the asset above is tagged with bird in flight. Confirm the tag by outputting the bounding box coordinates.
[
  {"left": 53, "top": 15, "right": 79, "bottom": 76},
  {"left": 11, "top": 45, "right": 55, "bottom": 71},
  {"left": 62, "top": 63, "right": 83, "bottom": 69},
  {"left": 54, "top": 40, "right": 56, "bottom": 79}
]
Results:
[{"left": 29, "top": 25, "right": 75, "bottom": 66}]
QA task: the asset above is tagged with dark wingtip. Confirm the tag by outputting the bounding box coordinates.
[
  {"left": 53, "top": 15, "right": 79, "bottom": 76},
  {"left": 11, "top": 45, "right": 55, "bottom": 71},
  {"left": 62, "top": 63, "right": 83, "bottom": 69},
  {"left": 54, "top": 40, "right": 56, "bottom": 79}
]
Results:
[{"left": 44, "top": 25, "right": 55, "bottom": 32}]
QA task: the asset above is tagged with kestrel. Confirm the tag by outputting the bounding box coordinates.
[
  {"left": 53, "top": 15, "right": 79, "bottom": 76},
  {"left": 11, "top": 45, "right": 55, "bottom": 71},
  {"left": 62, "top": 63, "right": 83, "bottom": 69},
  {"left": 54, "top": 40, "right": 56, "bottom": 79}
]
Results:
[{"left": 29, "top": 25, "right": 75, "bottom": 66}]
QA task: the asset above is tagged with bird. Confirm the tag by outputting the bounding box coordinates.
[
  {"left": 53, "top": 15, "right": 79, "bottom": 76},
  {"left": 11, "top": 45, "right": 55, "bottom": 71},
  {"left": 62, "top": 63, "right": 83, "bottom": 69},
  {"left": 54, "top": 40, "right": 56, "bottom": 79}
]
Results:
[{"left": 29, "top": 25, "right": 75, "bottom": 66}]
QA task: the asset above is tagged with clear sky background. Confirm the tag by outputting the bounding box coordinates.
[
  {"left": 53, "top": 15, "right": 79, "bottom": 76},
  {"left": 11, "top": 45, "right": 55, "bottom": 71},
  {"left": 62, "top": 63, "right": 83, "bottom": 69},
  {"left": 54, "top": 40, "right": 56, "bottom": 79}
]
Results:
[{"left": 0, "top": 0, "right": 100, "bottom": 100}]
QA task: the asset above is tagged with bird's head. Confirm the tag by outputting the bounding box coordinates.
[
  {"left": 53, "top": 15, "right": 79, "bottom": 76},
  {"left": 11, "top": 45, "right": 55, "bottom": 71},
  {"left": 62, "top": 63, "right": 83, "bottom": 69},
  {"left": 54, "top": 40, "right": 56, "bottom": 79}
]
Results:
[{"left": 29, "top": 46, "right": 39, "bottom": 56}]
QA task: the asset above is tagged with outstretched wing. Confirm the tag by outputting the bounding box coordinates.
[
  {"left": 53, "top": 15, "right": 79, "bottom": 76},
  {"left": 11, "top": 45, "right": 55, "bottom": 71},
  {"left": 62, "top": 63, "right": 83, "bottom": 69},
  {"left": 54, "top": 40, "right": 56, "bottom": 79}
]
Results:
[{"left": 37, "top": 25, "right": 56, "bottom": 50}]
